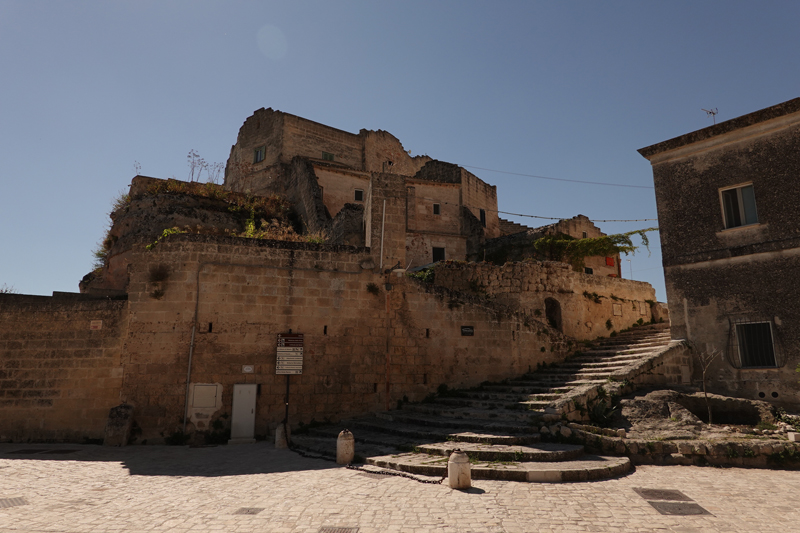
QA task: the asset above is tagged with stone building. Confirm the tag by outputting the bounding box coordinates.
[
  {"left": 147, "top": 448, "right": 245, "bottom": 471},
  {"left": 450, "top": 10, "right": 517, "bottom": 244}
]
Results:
[
  {"left": 0, "top": 110, "right": 663, "bottom": 444},
  {"left": 639, "top": 97, "right": 800, "bottom": 408}
]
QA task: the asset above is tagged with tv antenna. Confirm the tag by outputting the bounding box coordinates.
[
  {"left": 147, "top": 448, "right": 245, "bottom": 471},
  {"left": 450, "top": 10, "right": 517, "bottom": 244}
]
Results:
[{"left": 702, "top": 108, "right": 719, "bottom": 125}]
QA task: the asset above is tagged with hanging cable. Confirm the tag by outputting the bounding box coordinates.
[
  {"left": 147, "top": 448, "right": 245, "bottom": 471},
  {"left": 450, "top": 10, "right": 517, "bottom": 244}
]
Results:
[{"left": 461, "top": 165, "right": 654, "bottom": 190}]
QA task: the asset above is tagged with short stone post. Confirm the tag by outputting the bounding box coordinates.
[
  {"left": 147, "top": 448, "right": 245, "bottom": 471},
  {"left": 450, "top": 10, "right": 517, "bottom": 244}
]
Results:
[
  {"left": 337, "top": 429, "right": 355, "bottom": 464},
  {"left": 275, "top": 423, "right": 289, "bottom": 449},
  {"left": 448, "top": 449, "right": 471, "bottom": 489}
]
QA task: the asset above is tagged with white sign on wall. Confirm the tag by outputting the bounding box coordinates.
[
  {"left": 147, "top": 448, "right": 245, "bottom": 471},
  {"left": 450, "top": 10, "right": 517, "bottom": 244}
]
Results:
[{"left": 276, "top": 333, "right": 303, "bottom": 375}]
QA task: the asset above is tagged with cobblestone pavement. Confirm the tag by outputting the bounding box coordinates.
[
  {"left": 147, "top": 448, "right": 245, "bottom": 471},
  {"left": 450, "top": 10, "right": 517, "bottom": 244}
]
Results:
[{"left": 1, "top": 442, "right": 799, "bottom": 533}]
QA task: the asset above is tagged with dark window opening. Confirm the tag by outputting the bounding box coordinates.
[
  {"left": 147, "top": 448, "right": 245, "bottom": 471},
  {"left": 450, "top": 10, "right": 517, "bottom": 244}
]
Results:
[
  {"left": 354, "top": 189, "right": 364, "bottom": 202},
  {"left": 582, "top": 231, "right": 588, "bottom": 238},
  {"left": 432, "top": 247, "right": 445, "bottom": 262},
  {"left": 544, "top": 297, "right": 562, "bottom": 332},
  {"left": 423, "top": 373, "right": 427, "bottom": 384},
  {"left": 584, "top": 267, "right": 593, "bottom": 275},
  {"left": 425, "top": 328, "right": 430, "bottom": 338},
  {"left": 322, "top": 151, "right": 334, "bottom": 161},
  {"left": 721, "top": 184, "right": 758, "bottom": 229},
  {"left": 323, "top": 325, "right": 327, "bottom": 335},
  {"left": 208, "top": 322, "right": 213, "bottom": 333},
  {"left": 479, "top": 209, "right": 486, "bottom": 227},
  {"left": 736, "top": 322, "right": 776, "bottom": 368},
  {"left": 253, "top": 146, "right": 265, "bottom": 164},
  {"left": 373, "top": 383, "right": 378, "bottom": 393},
  {"left": 387, "top": 160, "right": 393, "bottom": 166},
  {"left": 433, "top": 203, "right": 440, "bottom": 215}
]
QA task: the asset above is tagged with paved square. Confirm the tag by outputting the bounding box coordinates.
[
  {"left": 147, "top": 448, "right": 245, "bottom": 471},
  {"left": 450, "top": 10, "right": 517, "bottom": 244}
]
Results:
[{"left": 1, "top": 443, "right": 799, "bottom": 532}]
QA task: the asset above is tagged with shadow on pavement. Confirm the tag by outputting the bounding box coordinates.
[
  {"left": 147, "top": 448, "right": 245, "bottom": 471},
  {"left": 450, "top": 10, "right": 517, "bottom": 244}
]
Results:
[{"left": 0, "top": 442, "right": 338, "bottom": 477}]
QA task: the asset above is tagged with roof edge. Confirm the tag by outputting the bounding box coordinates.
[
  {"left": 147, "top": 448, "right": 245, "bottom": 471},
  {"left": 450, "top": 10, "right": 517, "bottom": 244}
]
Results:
[{"left": 638, "top": 97, "right": 800, "bottom": 160}]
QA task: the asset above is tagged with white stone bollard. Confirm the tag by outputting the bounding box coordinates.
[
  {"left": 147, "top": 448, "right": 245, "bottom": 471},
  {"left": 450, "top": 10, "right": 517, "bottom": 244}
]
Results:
[
  {"left": 275, "top": 423, "right": 289, "bottom": 449},
  {"left": 337, "top": 429, "right": 355, "bottom": 464},
  {"left": 448, "top": 450, "right": 471, "bottom": 489}
]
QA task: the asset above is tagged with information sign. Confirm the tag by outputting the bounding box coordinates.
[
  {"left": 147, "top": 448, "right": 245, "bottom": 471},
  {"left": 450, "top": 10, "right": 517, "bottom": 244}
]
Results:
[{"left": 276, "top": 333, "right": 304, "bottom": 375}]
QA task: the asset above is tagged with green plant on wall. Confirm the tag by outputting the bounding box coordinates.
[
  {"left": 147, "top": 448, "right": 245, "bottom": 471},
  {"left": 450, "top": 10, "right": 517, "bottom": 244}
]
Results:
[{"left": 532, "top": 227, "right": 658, "bottom": 271}]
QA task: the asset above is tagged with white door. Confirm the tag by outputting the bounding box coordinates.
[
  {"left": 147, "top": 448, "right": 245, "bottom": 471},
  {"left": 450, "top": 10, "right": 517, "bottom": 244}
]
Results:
[{"left": 230, "top": 384, "right": 257, "bottom": 442}]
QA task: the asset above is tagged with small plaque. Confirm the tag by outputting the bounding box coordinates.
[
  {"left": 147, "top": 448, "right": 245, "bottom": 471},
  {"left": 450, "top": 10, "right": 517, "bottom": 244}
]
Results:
[
  {"left": 461, "top": 326, "right": 474, "bottom": 336},
  {"left": 90, "top": 320, "right": 103, "bottom": 331},
  {"left": 242, "top": 365, "right": 255, "bottom": 374},
  {"left": 612, "top": 303, "right": 622, "bottom": 316}
]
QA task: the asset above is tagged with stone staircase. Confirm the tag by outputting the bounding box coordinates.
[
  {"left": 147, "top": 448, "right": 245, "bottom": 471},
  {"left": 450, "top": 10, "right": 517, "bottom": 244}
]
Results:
[{"left": 292, "top": 323, "right": 672, "bottom": 482}]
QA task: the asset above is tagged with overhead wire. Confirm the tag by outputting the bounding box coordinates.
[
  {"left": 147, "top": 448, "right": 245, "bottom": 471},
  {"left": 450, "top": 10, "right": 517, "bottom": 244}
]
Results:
[{"left": 460, "top": 165, "right": 655, "bottom": 190}]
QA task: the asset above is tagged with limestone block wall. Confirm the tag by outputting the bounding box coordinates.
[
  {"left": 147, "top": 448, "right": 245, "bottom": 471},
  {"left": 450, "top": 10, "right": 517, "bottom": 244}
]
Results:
[
  {"left": 432, "top": 261, "right": 657, "bottom": 341},
  {"left": 314, "top": 165, "right": 370, "bottom": 218},
  {"left": 361, "top": 130, "right": 431, "bottom": 175},
  {"left": 0, "top": 295, "right": 127, "bottom": 442},
  {"left": 282, "top": 113, "right": 363, "bottom": 169},
  {"left": 365, "top": 172, "right": 408, "bottom": 270},
  {"left": 461, "top": 169, "right": 500, "bottom": 239},
  {"left": 122, "top": 234, "right": 568, "bottom": 441}
]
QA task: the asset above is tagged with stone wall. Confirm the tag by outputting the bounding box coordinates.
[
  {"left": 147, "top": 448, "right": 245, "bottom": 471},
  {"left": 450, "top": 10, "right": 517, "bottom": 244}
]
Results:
[
  {"left": 0, "top": 294, "right": 127, "bottom": 442},
  {"left": 313, "top": 165, "right": 370, "bottom": 218},
  {"left": 120, "top": 234, "right": 569, "bottom": 441},
  {"left": 432, "top": 260, "right": 657, "bottom": 341}
]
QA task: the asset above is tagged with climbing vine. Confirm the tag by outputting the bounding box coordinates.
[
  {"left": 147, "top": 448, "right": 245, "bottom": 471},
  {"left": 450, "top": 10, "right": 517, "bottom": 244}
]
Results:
[{"left": 532, "top": 227, "right": 658, "bottom": 271}]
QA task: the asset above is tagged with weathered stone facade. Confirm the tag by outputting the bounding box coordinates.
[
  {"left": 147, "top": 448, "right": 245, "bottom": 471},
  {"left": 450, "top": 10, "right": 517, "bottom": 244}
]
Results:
[{"left": 639, "top": 97, "right": 800, "bottom": 409}]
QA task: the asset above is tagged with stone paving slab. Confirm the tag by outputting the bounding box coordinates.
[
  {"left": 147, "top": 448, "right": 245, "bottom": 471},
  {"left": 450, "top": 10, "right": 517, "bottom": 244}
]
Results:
[
  {"left": 415, "top": 441, "right": 584, "bottom": 462},
  {"left": 2, "top": 442, "right": 800, "bottom": 532}
]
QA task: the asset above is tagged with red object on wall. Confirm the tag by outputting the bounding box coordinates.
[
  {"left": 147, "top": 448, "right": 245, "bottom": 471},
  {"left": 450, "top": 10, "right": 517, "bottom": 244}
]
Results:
[{"left": 605, "top": 257, "right": 615, "bottom": 266}]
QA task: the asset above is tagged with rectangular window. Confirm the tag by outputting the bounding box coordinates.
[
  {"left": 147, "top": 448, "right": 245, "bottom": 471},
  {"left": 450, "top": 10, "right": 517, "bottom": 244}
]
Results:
[
  {"left": 582, "top": 231, "right": 588, "bottom": 238},
  {"left": 432, "top": 247, "right": 445, "bottom": 262},
  {"left": 433, "top": 203, "right": 440, "bottom": 215},
  {"left": 354, "top": 189, "right": 364, "bottom": 202},
  {"left": 736, "top": 322, "right": 776, "bottom": 368},
  {"left": 584, "top": 267, "right": 593, "bottom": 274},
  {"left": 322, "top": 151, "right": 334, "bottom": 161},
  {"left": 720, "top": 184, "right": 758, "bottom": 229},
  {"left": 479, "top": 209, "right": 486, "bottom": 227},
  {"left": 253, "top": 146, "right": 265, "bottom": 164}
]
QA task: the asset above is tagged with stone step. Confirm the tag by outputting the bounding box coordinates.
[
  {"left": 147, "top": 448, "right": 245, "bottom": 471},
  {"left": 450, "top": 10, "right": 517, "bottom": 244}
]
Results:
[
  {"left": 480, "top": 384, "right": 574, "bottom": 394},
  {"left": 291, "top": 435, "right": 394, "bottom": 460},
  {"left": 367, "top": 452, "right": 632, "bottom": 483},
  {"left": 415, "top": 441, "right": 585, "bottom": 462},
  {"left": 389, "top": 411, "right": 541, "bottom": 434},
  {"left": 400, "top": 403, "right": 544, "bottom": 422},
  {"left": 536, "top": 366, "right": 626, "bottom": 375},
  {"left": 348, "top": 417, "right": 540, "bottom": 445},
  {"left": 460, "top": 390, "right": 561, "bottom": 402}
]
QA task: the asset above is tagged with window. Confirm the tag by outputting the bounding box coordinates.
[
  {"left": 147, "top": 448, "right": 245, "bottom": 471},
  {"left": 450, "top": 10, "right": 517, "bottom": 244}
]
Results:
[
  {"left": 433, "top": 203, "right": 440, "bottom": 215},
  {"left": 720, "top": 184, "right": 758, "bottom": 229},
  {"left": 582, "top": 231, "right": 588, "bottom": 238},
  {"left": 479, "top": 209, "right": 486, "bottom": 227},
  {"left": 432, "top": 247, "right": 445, "bottom": 262},
  {"left": 584, "top": 267, "right": 593, "bottom": 274},
  {"left": 322, "top": 151, "right": 334, "bottom": 161},
  {"left": 735, "top": 322, "right": 776, "bottom": 368},
  {"left": 354, "top": 189, "right": 364, "bottom": 202},
  {"left": 253, "top": 146, "right": 265, "bottom": 164}
]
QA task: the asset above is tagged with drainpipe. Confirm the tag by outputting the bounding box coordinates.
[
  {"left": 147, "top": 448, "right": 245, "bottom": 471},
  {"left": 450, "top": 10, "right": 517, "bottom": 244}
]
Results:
[{"left": 379, "top": 199, "right": 386, "bottom": 271}]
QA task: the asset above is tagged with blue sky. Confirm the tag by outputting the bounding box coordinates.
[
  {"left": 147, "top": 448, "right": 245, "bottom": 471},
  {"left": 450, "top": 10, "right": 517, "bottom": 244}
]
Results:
[{"left": 2, "top": 1, "right": 799, "bottom": 299}]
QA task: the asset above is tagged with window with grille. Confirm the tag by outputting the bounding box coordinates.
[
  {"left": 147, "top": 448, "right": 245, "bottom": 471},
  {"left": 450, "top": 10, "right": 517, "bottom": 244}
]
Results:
[
  {"left": 720, "top": 184, "right": 758, "bottom": 229},
  {"left": 433, "top": 203, "right": 440, "bottom": 215},
  {"left": 322, "top": 151, "right": 334, "bottom": 161},
  {"left": 354, "top": 189, "right": 364, "bottom": 202}
]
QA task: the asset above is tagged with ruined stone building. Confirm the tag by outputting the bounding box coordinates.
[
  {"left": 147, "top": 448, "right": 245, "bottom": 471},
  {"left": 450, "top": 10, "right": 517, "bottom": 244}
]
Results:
[
  {"left": 0, "top": 110, "right": 659, "bottom": 444},
  {"left": 639, "top": 97, "right": 800, "bottom": 408}
]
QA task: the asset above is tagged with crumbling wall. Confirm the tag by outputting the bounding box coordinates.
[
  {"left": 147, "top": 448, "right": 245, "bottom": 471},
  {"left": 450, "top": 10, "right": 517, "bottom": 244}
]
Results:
[
  {"left": 330, "top": 203, "right": 365, "bottom": 247},
  {"left": 361, "top": 129, "right": 431, "bottom": 175},
  {"left": 432, "top": 260, "right": 657, "bottom": 341},
  {"left": 0, "top": 294, "right": 127, "bottom": 442},
  {"left": 461, "top": 168, "right": 500, "bottom": 239},
  {"left": 120, "top": 234, "right": 568, "bottom": 442},
  {"left": 286, "top": 157, "right": 330, "bottom": 235},
  {"left": 224, "top": 107, "right": 285, "bottom": 192},
  {"left": 312, "top": 165, "right": 370, "bottom": 218}
]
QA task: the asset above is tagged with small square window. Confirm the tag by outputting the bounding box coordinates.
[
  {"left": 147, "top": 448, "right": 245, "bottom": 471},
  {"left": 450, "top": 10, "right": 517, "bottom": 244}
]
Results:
[
  {"left": 584, "top": 267, "right": 593, "bottom": 274},
  {"left": 253, "top": 146, "right": 265, "bottom": 164},
  {"left": 582, "top": 231, "right": 588, "bottom": 238},
  {"left": 736, "top": 322, "right": 776, "bottom": 368},
  {"left": 432, "top": 247, "right": 445, "bottom": 262},
  {"left": 354, "top": 189, "right": 364, "bottom": 202},
  {"left": 720, "top": 184, "right": 758, "bottom": 229},
  {"left": 322, "top": 151, "right": 334, "bottom": 161},
  {"left": 433, "top": 203, "right": 440, "bottom": 215},
  {"left": 479, "top": 209, "right": 486, "bottom": 227}
]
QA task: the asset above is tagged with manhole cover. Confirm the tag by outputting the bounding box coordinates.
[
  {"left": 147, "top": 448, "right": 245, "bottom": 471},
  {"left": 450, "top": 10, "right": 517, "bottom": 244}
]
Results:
[
  {"left": 233, "top": 508, "right": 264, "bottom": 515},
  {"left": 633, "top": 488, "right": 692, "bottom": 501},
  {"left": 648, "top": 501, "right": 712, "bottom": 516},
  {"left": 41, "top": 450, "right": 79, "bottom": 455},
  {"left": 319, "top": 528, "right": 359, "bottom": 533},
  {"left": 7, "top": 449, "right": 47, "bottom": 455},
  {"left": 0, "top": 498, "right": 28, "bottom": 509}
]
